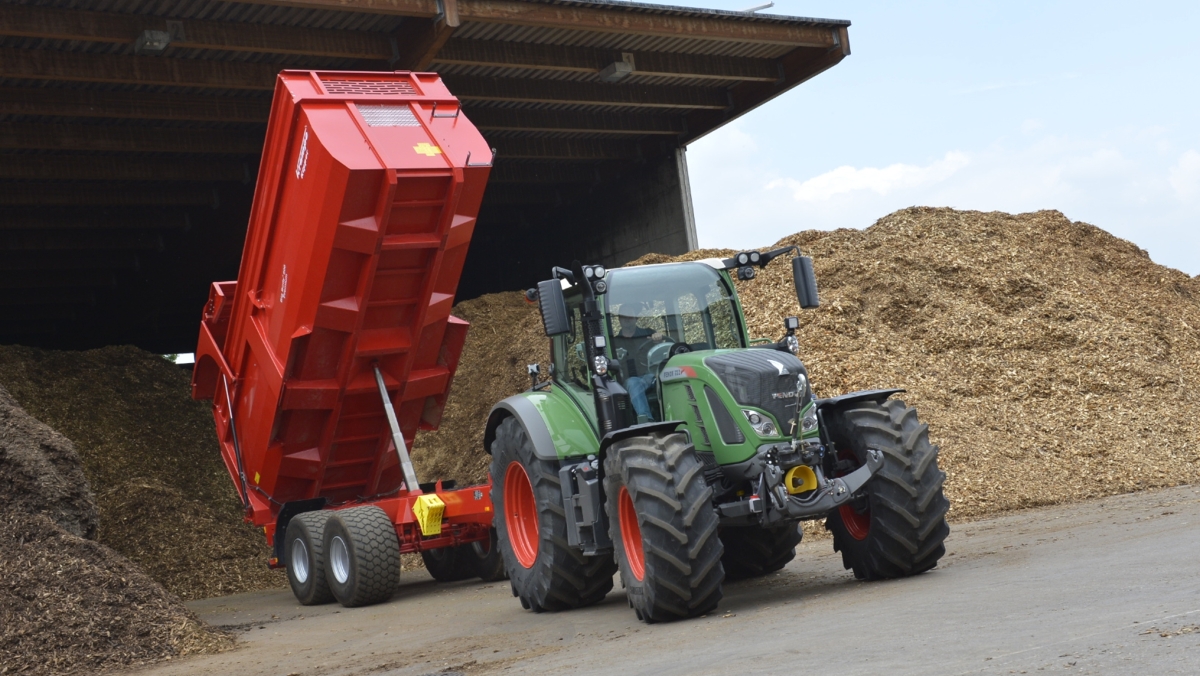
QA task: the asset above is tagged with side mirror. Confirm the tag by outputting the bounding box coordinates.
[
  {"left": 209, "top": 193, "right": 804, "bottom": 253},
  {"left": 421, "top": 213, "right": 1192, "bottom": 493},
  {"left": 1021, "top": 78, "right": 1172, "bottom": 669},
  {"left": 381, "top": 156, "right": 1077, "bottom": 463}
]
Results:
[
  {"left": 536, "top": 279, "right": 571, "bottom": 336},
  {"left": 792, "top": 256, "right": 819, "bottom": 309}
]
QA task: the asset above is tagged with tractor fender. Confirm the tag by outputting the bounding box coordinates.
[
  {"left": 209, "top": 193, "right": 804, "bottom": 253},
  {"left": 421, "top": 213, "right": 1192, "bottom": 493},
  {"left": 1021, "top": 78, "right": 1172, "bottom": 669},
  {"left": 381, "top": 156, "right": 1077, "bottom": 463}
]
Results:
[
  {"left": 597, "top": 421, "right": 686, "bottom": 460},
  {"left": 815, "top": 388, "right": 905, "bottom": 411},
  {"left": 484, "top": 395, "right": 561, "bottom": 462}
]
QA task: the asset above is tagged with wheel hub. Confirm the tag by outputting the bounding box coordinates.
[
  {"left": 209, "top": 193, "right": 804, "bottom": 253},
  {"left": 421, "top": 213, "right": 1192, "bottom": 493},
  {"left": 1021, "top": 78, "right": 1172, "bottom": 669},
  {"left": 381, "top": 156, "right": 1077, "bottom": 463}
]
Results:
[
  {"left": 330, "top": 535, "right": 350, "bottom": 584},
  {"left": 291, "top": 538, "right": 310, "bottom": 584}
]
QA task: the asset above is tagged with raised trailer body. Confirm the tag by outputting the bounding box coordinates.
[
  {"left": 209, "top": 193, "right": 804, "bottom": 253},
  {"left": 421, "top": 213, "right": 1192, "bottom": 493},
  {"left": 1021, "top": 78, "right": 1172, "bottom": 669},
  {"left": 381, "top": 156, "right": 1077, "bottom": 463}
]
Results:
[{"left": 191, "top": 71, "right": 494, "bottom": 581}]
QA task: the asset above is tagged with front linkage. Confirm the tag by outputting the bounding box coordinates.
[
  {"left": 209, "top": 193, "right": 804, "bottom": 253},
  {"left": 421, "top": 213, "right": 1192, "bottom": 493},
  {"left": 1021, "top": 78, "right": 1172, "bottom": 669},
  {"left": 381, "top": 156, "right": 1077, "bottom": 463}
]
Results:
[{"left": 488, "top": 250, "right": 950, "bottom": 622}]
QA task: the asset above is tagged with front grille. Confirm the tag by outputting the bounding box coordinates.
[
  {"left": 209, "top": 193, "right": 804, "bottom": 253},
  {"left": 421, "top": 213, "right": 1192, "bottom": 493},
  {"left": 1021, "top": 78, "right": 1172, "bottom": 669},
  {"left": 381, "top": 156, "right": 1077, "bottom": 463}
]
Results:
[
  {"left": 704, "top": 351, "right": 807, "bottom": 430},
  {"left": 705, "top": 385, "right": 744, "bottom": 445}
]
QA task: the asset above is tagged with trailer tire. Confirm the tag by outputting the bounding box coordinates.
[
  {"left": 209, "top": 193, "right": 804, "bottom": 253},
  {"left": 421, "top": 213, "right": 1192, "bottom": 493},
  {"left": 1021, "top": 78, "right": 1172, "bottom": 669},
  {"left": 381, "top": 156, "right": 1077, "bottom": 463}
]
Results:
[
  {"left": 490, "top": 417, "right": 615, "bottom": 612},
  {"left": 604, "top": 431, "right": 724, "bottom": 623},
  {"left": 421, "top": 545, "right": 476, "bottom": 583},
  {"left": 824, "top": 398, "right": 950, "bottom": 580},
  {"left": 323, "top": 506, "right": 400, "bottom": 607},
  {"left": 472, "top": 527, "right": 509, "bottom": 582},
  {"left": 284, "top": 511, "right": 334, "bottom": 605},
  {"left": 718, "top": 524, "right": 802, "bottom": 580}
]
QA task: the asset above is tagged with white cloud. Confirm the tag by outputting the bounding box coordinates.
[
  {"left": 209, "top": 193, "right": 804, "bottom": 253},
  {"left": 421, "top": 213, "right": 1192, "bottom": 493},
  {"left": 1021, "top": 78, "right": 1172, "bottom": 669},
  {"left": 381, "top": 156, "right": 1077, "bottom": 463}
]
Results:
[
  {"left": 767, "top": 151, "right": 970, "bottom": 202},
  {"left": 1168, "top": 150, "right": 1200, "bottom": 201},
  {"left": 686, "top": 124, "right": 1200, "bottom": 275}
]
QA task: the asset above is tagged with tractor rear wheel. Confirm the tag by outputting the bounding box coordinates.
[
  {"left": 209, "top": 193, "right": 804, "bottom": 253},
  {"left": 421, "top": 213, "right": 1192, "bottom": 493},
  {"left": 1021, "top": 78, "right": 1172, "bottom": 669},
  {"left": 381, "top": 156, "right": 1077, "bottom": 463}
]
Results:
[
  {"left": 322, "top": 505, "right": 400, "bottom": 607},
  {"left": 284, "top": 511, "right": 334, "bottom": 605},
  {"left": 824, "top": 398, "right": 950, "bottom": 580},
  {"left": 719, "top": 524, "right": 802, "bottom": 580},
  {"left": 604, "top": 431, "right": 724, "bottom": 622},
  {"left": 490, "top": 417, "right": 615, "bottom": 612}
]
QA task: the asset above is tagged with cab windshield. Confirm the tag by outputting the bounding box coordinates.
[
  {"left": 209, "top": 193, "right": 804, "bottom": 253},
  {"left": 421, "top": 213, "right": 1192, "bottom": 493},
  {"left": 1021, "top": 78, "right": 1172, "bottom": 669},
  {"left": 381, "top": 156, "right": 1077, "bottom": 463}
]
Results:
[{"left": 604, "top": 262, "right": 744, "bottom": 380}]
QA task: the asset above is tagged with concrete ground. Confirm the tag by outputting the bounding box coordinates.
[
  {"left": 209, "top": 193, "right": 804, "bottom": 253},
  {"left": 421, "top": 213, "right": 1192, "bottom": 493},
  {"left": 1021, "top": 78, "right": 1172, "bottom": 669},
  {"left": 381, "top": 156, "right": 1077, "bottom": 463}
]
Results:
[{"left": 130, "top": 485, "right": 1200, "bottom": 676}]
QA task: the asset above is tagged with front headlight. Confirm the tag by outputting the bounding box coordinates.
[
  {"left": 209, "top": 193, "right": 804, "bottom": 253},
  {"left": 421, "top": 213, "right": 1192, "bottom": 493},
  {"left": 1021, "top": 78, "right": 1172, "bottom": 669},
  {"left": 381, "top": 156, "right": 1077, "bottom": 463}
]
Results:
[{"left": 742, "top": 409, "right": 777, "bottom": 437}]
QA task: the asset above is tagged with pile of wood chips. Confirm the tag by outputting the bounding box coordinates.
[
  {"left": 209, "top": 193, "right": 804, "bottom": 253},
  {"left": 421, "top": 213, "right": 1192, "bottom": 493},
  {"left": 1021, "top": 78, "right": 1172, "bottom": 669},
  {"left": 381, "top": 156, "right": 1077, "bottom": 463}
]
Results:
[
  {"left": 414, "top": 207, "right": 1200, "bottom": 522},
  {"left": 0, "top": 345, "right": 284, "bottom": 601},
  {"left": 0, "top": 385, "right": 232, "bottom": 675}
]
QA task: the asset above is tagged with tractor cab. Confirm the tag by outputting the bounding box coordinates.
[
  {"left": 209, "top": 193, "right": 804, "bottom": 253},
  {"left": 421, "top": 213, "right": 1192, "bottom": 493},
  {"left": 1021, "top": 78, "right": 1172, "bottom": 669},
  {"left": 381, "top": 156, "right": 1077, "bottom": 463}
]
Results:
[{"left": 554, "top": 261, "right": 748, "bottom": 424}]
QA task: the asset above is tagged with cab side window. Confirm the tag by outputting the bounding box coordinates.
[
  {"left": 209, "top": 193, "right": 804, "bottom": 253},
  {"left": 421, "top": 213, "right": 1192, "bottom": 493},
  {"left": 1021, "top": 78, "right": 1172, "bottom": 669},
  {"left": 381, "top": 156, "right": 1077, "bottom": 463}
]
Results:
[{"left": 562, "top": 296, "right": 590, "bottom": 390}]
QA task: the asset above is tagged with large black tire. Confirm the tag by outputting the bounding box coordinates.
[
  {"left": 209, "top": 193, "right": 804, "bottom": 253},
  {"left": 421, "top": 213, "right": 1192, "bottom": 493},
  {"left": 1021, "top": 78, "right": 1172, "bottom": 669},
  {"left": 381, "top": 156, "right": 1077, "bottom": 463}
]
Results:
[
  {"left": 604, "top": 431, "right": 724, "bottom": 623},
  {"left": 284, "top": 511, "right": 334, "bottom": 605},
  {"left": 824, "top": 398, "right": 950, "bottom": 580},
  {"left": 421, "top": 545, "right": 477, "bottom": 583},
  {"left": 490, "top": 417, "right": 615, "bottom": 612},
  {"left": 719, "top": 524, "right": 802, "bottom": 580},
  {"left": 323, "top": 506, "right": 400, "bottom": 607}
]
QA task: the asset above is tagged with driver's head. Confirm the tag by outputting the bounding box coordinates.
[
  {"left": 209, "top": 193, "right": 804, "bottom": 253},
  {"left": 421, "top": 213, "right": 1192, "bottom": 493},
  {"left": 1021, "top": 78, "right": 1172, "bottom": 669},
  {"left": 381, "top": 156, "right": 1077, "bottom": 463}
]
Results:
[{"left": 616, "top": 312, "right": 640, "bottom": 335}]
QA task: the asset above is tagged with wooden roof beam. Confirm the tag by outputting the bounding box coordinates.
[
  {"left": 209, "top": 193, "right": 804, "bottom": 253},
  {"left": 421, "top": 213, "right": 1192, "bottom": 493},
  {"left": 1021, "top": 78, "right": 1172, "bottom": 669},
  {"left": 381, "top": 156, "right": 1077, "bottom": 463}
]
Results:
[
  {"left": 391, "top": 0, "right": 460, "bottom": 70},
  {"left": 0, "top": 210, "right": 192, "bottom": 230},
  {"left": 436, "top": 40, "right": 779, "bottom": 82},
  {"left": 231, "top": 0, "right": 841, "bottom": 45},
  {"left": 0, "top": 183, "right": 220, "bottom": 207},
  {"left": 0, "top": 5, "right": 394, "bottom": 60},
  {"left": 0, "top": 154, "right": 257, "bottom": 182},
  {"left": 0, "top": 122, "right": 263, "bottom": 154},
  {"left": 0, "top": 47, "right": 280, "bottom": 90},
  {"left": 0, "top": 87, "right": 271, "bottom": 123},
  {"left": 0, "top": 229, "right": 165, "bottom": 251},
  {"left": 456, "top": 1, "right": 841, "bottom": 46},
  {"left": 467, "top": 107, "right": 681, "bottom": 135},
  {"left": 682, "top": 31, "right": 849, "bottom": 143},
  {"left": 490, "top": 137, "right": 641, "bottom": 160},
  {"left": 443, "top": 74, "right": 727, "bottom": 109}
]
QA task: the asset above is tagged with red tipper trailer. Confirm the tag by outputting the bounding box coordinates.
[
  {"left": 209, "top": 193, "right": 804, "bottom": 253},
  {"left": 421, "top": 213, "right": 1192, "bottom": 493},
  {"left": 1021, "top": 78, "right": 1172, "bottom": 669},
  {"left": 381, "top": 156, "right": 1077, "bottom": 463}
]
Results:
[{"left": 191, "top": 71, "right": 501, "bottom": 607}]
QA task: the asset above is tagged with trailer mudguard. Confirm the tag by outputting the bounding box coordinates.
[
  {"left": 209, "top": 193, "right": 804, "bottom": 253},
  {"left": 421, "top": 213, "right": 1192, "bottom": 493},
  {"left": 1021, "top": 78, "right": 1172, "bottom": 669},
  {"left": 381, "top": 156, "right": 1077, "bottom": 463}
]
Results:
[{"left": 484, "top": 390, "right": 600, "bottom": 461}]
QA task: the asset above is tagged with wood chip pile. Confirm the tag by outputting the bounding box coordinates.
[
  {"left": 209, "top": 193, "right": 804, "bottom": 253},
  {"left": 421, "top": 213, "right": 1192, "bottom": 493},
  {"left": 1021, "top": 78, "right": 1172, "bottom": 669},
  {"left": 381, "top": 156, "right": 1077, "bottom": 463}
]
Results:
[
  {"left": 414, "top": 207, "right": 1200, "bottom": 521},
  {"left": 0, "top": 384, "right": 232, "bottom": 675},
  {"left": 0, "top": 346, "right": 284, "bottom": 600}
]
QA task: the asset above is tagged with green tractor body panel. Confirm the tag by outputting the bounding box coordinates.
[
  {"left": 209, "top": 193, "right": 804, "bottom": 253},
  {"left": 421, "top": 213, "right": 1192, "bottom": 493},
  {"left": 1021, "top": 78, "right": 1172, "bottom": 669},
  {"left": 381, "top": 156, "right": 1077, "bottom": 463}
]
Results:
[{"left": 507, "top": 387, "right": 601, "bottom": 461}]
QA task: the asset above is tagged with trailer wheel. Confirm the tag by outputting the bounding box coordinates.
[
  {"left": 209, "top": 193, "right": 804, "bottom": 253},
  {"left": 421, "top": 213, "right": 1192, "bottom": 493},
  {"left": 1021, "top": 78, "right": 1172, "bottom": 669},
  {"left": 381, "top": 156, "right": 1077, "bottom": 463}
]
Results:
[
  {"left": 284, "top": 511, "right": 334, "bottom": 605},
  {"left": 604, "top": 431, "right": 724, "bottom": 623},
  {"left": 824, "top": 399, "right": 950, "bottom": 580},
  {"left": 421, "top": 545, "right": 476, "bottom": 583},
  {"left": 322, "top": 505, "right": 400, "bottom": 607},
  {"left": 471, "top": 527, "right": 509, "bottom": 582},
  {"left": 718, "top": 524, "right": 802, "bottom": 580},
  {"left": 490, "top": 417, "right": 614, "bottom": 612}
]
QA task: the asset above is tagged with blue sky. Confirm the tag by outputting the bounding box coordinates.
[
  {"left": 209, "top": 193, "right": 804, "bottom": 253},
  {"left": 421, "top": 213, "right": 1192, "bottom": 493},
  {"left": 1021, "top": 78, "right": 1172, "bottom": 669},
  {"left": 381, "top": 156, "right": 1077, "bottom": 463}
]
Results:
[{"left": 660, "top": 0, "right": 1200, "bottom": 275}]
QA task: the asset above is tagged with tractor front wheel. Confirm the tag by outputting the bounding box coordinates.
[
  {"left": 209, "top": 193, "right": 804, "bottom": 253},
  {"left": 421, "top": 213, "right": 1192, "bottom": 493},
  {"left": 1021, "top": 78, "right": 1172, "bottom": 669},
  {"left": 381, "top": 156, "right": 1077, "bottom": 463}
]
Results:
[
  {"left": 604, "top": 431, "right": 724, "bottom": 622},
  {"left": 824, "top": 398, "right": 950, "bottom": 580},
  {"left": 489, "top": 417, "right": 615, "bottom": 612}
]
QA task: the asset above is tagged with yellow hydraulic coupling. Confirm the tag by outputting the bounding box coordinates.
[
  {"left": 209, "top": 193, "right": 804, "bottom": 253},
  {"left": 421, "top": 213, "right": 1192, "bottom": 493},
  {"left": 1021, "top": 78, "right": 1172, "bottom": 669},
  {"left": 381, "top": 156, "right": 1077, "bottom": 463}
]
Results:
[{"left": 784, "top": 465, "right": 818, "bottom": 494}]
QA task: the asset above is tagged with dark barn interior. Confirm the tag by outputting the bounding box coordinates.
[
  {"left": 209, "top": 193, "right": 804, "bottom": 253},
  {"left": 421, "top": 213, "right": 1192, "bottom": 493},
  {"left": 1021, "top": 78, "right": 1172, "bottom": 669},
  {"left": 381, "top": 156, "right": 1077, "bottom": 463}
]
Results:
[{"left": 0, "top": 0, "right": 849, "bottom": 352}]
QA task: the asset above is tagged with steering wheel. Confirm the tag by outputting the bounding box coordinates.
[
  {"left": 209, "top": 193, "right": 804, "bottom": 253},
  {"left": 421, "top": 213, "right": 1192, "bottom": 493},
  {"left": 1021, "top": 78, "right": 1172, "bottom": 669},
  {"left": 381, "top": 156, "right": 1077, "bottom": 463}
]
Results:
[{"left": 639, "top": 339, "right": 692, "bottom": 373}]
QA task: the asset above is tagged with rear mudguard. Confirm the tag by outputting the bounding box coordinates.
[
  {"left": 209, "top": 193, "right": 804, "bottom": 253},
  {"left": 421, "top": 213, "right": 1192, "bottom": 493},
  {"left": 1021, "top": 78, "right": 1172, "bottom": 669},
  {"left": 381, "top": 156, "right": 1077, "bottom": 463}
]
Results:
[{"left": 484, "top": 389, "right": 600, "bottom": 462}]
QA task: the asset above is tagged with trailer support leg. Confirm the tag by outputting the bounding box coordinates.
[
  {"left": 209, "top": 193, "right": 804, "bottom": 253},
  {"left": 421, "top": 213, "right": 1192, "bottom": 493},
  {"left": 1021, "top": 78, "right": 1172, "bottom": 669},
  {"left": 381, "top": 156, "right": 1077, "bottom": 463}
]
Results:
[{"left": 373, "top": 364, "right": 421, "bottom": 492}]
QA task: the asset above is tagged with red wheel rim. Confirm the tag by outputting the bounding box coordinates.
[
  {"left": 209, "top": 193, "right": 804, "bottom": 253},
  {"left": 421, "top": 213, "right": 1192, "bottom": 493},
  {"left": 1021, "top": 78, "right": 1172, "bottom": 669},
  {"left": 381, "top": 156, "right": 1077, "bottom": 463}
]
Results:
[
  {"left": 839, "top": 503, "right": 871, "bottom": 541},
  {"left": 504, "top": 461, "right": 539, "bottom": 568},
  {"left": 618, "top": 487, "right": 645, "bottom": 581}
]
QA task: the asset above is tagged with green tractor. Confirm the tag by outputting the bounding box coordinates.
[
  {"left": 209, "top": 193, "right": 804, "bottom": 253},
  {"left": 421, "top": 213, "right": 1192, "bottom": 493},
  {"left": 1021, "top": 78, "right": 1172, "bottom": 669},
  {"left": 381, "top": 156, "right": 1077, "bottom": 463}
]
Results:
[{"left": 484, "top": 248, "right": 949, "bottom": 622}]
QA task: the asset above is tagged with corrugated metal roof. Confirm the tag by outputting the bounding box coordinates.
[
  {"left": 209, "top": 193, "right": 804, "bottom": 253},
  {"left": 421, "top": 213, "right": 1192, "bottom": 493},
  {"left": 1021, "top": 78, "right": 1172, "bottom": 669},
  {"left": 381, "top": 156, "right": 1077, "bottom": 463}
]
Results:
[
  {"left": 11, "top": 0, "right": 404, "bottom": 31},
  {"left": 500, "top": 0, "right": 849, "bottom": 27}
]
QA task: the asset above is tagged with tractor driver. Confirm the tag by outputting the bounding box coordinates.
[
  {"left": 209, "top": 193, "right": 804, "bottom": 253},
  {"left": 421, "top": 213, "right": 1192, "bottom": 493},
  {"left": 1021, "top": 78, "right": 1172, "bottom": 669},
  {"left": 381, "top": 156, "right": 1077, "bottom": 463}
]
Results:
[{"left": 613, "top": 309, "right": 665, "bottom": 422}]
